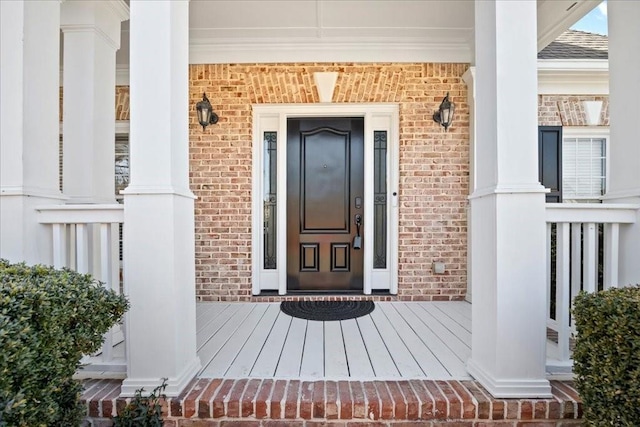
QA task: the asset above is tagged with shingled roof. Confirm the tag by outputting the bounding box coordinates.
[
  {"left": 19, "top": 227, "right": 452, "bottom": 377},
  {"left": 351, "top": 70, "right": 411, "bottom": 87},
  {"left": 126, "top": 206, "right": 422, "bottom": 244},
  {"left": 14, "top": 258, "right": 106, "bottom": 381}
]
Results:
[{"left": 539, "top": 29, "right": 608, "bottom": 59}]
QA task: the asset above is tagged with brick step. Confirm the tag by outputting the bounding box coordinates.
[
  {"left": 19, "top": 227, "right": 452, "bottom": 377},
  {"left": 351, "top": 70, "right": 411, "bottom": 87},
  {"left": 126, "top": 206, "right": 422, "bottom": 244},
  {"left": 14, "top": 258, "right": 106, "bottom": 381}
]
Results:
[{"left": 82, "top": 379, "right": 582, "bottom": 426}]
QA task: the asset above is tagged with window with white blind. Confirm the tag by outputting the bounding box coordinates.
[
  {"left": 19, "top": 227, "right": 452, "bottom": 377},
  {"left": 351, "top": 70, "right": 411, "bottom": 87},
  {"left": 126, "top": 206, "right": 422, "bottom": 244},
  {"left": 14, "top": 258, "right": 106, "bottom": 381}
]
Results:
[{"left": 562, "top": 131, "right": 608, "bottom": 202}]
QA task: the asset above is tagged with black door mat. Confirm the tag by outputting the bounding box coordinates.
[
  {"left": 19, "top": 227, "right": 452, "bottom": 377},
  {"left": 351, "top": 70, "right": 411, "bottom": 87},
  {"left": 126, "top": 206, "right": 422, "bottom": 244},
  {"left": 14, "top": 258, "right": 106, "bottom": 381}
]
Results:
[{"left": 280, "top": 300, "right": 375, "bottom": 321}]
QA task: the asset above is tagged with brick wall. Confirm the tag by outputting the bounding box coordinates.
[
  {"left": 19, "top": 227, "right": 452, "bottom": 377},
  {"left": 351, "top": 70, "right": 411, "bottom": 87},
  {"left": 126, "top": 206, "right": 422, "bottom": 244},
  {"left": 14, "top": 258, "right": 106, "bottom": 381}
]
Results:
[
  {"left": 538, "top": 95, "right": 609, "bottom": 126},
  {"left": 114, "top": 63, "right": 471, "bottom": 301}
]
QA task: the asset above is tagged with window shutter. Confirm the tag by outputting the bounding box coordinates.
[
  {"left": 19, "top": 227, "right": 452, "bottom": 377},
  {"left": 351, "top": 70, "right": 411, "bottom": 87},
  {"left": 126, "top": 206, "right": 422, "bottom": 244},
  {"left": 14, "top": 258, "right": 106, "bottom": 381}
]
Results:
[{"left": 538, "top": 126, "right": 563, "bottom": 203}]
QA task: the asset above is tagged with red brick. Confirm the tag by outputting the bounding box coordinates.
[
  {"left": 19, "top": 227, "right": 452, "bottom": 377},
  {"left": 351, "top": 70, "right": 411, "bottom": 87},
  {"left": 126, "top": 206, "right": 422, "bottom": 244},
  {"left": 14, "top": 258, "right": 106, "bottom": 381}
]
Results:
[
  {"left": 171, "top": 379, "right": 200, "bottom": 417},
  {"left": 492, "top": 400, "right": 505, "bottom": 420},
  {"left": 285, "top": 380, "right": 301, "bottom": 418},
  {"left": 177, "top": 421, "right": 220, "bottom": 427},
  {"left": 350, "top": 382, "right": 366, "bottom": 419},
  {"left": 385, "top": 381, "right": 406, "bottom": 420},
  {"left": 410, "top": 380, "right": 434, "bottom": 420},
  {"left": 505, "top": 400, "right": 519, "bottom": 419},
  {"left": 270, "top": 379, "right": 288, "bottom": 419},
  {"left": 397, "top": 381, "right": 419, "bottom": 420},
  {"left": 520, "top": 401, "right": 534, "bottom": 420},
  {"left": 198, "top": 379, "right": 223, "bottom": 418},
  {"left": 435, "top": 380, "right": 461, "bottom": 419},
  {"left": 88, "top": 380, "right": 113, "bottom": 417},
  {"left": 299, "top": 381, "right": 314, "bottom": 419},
  {"left": 240, "top": 379, "right": 261, "bottom": 417},
  {"left": 534, "top": 401, "right": 547, "bottom": 419},
  {"left": 212, "top": 379, "right": 235, "bottom": 418},
  {"left": 516, "top": 423, "right": 556, "bottom": 427},
  {"left": 338, "top": 381, "right": 353, "bottom": 419},
  {"left": 99, "top": 382, "right": 122, "bottom": 418},
  {"left": 184, "top": 378, "right": 210, "bottom": 418},
  {"left": 362, "top": 381, "right": 380, "bottom": 420},
  {"left": 424, "top": 381, "right": 450, "bottom": 420},
  {"left": 226, "top": 379, "right": 248, "bottom": 418},
  {"left": 462, "top": 381, "right": 489, "bottom": 419},
  {"left": 325, "top": 381, "right": 339, "bottom": 420},
  {"left": 313, "top": 381, "right": 326, "bottom": 418},
  {"left": 255, "top": 379, "right": 273, "bottom": 419},
  {"left": 263, "top": 422, "right": 303, "bottom": 427},
  {"left": 374, "top": 381, "right": 394, "bottom": 420},
  {"left": 219, "top": 422, "right": 260, "bottom": 427}
]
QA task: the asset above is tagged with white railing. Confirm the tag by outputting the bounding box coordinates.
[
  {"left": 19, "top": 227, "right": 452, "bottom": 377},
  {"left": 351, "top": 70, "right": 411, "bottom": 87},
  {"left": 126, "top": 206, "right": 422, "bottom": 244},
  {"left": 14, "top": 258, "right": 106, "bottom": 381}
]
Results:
[
  {"left": 545, "top": 203, "right": 638, "bottom": 372},
  {"left": 37, "top": 204, "right": 125, "bottom": 376}
]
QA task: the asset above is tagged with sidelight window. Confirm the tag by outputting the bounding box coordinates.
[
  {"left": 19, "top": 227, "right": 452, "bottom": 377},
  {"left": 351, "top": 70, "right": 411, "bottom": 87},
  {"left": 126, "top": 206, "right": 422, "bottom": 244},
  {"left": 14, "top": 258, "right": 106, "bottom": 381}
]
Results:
[
  {"left": 263, "top": 131, "right": 278, "bottom": 269},
  {"left": 373, "top": 131, "right": 387, "bottom": 269}
]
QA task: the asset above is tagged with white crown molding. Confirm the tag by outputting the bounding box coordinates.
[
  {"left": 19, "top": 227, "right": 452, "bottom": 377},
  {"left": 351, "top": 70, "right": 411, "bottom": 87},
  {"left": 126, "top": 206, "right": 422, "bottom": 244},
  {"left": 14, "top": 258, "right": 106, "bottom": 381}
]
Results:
[
  {"left": 105, "top": 0, "right": 130, "bottom": 23},
  {"left": 537, "top": 59, "right": 609, "bottom": 95},
  {"left": 116, "top": 65, "right": 130, "bottom": 86}
]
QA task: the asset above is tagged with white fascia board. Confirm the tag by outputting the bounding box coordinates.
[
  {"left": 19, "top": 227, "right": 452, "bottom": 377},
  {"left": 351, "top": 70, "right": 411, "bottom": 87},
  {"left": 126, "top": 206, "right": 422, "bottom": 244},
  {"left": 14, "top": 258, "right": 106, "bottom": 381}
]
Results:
[{"left": 537, "top": 59, "right": 609, "bottom": 95}]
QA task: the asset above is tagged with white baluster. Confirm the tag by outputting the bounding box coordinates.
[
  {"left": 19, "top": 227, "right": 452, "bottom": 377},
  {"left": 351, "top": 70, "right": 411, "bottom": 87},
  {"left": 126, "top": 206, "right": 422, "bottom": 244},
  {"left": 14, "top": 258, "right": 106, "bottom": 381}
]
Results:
[
  {"left": 52, "top": 224, "right": 64, "bottom": 269},
  {"left": 556, "top": 222, "right": 571, "bottom": 363},
  {"left": 603, "top": 223, "right": 620, "bottom": 289},
  {"left": 583, "top": 222, "right": 597, "bottom": 294},
  {"left": 570, "top": 223, "right": 582, "bottom": 299},
  {"left": 76, "top": 224, "right": 89, "bottom": 274},
  {"left": 546, "top": 222, "right": 552, "bottom": 322}
]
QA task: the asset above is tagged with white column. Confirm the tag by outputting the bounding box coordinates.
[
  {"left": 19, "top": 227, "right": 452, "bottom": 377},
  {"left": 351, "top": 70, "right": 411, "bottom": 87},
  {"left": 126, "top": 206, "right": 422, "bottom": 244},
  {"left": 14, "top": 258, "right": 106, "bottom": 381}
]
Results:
[
  {"left": 605, "top": 1, "right": 640, "bottom": 286},
  {"left": 121, "top": 0, "right": 200, "bottom": 397},
  {"left": 60, "top": 0, "right": 128, "bottom": 203},
  {"left": 0, "top": 0, "right": 63, "bottom": 265},
  {"left": 467, "top": 0, "right": 551, "bottom": 398},
  {"left": 462, "top": 67, "right": 476, "bottom": 304}
]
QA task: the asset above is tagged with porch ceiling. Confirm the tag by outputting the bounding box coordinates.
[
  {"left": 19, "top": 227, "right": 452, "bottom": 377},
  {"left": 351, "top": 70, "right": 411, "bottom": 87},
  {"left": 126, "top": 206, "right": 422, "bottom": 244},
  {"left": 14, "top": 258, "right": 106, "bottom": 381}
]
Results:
[{"left": 114, "top": 0, "right": 601, "bottom": 65}]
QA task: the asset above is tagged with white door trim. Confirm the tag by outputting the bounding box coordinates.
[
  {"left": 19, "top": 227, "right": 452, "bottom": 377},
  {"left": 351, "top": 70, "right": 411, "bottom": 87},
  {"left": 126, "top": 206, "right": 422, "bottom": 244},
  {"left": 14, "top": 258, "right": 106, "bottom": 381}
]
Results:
[{"left": 252, "top": 104, "right": 399, "bottom": 295}]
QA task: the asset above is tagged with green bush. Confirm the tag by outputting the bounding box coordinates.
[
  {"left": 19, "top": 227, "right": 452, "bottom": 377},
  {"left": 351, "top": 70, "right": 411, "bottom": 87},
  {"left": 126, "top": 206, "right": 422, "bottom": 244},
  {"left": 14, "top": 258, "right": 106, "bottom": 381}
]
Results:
[
  {"left": 113, "top": 379, "right": 167, "bottom": 427},
  {"left": 573, "top": 285, "right": 640, "bottom": 426},
  {"left": 0, "top": 260, "right": 129, "bottom": 427}
]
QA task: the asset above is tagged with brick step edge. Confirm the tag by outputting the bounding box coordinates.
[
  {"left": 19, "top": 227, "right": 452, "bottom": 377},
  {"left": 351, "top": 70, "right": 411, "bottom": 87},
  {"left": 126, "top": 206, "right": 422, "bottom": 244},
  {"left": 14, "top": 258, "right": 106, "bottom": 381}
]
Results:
[{"left": 81, "top": 379, "right": 582, "bottom": 422}]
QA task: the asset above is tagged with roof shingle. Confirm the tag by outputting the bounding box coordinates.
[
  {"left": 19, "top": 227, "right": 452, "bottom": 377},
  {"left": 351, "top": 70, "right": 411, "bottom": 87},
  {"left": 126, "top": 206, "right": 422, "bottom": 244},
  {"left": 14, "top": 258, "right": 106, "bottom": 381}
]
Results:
[{"left": 539, "top": 29, "right": 608, "bottom": 59}]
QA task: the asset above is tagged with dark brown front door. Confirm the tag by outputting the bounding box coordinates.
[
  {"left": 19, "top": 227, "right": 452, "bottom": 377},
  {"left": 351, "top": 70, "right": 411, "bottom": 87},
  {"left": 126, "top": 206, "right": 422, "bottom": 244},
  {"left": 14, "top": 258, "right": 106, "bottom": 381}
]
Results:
[{"left": 287, "top": 118, "right": 364, "bottom": 292}]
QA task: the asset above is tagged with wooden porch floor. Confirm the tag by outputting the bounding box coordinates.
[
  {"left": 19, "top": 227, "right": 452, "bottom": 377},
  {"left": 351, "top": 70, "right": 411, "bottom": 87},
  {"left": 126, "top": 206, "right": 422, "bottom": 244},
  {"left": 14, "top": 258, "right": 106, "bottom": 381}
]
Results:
[{"left": 196, "top": 301, "right": 472, "bottom": 381}]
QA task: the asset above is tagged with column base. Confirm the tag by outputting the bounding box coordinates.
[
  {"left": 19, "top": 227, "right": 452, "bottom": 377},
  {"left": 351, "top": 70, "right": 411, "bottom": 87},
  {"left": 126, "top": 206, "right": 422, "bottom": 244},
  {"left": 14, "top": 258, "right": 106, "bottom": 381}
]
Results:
[
  {"left": 467, "top": 358, "right": 552, "bottom": 398},
  {"left": 120, "top": 356, "right": 201, "bottom": 397}
]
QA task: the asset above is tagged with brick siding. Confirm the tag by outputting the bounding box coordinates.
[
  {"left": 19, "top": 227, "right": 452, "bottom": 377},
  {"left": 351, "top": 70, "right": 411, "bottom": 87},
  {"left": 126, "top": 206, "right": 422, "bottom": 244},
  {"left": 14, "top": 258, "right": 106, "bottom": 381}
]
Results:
[
  {"left": 81, "top": 378, "right": 582, "bottom": 426},
  {"left": 113, "top": 63, "right": 470, "bottom": 301},
  {"left": 538, "top": 95, "right": 609, "bottom": 126}
]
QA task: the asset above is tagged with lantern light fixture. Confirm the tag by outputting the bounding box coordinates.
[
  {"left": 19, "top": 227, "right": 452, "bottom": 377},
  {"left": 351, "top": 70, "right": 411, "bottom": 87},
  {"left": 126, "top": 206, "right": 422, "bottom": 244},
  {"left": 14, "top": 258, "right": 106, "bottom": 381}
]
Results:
[
  {"left": 433, "top": 92, "right": 455, "bottom": 131},
  {"left": 196, "top": 92, "right": 219, "bottom": 130}
]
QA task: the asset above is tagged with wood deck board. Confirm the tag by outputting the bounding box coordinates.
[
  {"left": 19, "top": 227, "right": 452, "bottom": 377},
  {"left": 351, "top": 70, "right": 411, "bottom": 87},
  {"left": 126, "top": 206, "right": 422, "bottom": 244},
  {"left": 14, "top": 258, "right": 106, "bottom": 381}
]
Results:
[{"left": 196, "top": 301, "right": 473, "bottom": 380}]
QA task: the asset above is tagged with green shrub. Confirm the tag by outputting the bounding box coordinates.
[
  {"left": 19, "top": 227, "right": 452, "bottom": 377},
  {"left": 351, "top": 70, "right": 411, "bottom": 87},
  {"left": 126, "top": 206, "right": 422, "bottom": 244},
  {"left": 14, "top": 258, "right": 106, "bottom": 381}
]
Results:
[
  {"left": 0, "top": 260, "right": 129, "bottom": 427},
  {"left": 113, "top": 379, "right": 167, "bottom": 427},
  {"left": 573, "top": 285, "right": 640, "bottom": 426}
]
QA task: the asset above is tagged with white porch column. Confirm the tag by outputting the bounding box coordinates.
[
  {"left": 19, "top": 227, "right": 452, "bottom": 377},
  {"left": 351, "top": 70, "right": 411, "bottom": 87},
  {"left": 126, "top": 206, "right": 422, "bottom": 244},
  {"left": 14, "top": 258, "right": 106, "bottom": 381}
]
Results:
[
  {"left": 467, "top": 0, "right": 551, "bottom": 398},
  {"left": 0, "top": 0, "right": 63, "bottom": 264},
  {"left": 121, "top": 0, "right": 200, "bottom": 397},
  {"left": 605, "top": 1, "right": 640, "bottom": 286},
  {"left": 60, "top": 0, "right": 128, "bottom": 203},
  {"left": 462, "top": 67, "right": 476, "bottom": 304}
]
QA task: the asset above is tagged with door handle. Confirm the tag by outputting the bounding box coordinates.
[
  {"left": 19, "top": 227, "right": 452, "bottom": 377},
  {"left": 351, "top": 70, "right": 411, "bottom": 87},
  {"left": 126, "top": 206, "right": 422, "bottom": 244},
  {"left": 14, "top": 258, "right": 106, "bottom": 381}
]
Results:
[{"left": 353, "top": 214, "right": 362, "bottom": 250}]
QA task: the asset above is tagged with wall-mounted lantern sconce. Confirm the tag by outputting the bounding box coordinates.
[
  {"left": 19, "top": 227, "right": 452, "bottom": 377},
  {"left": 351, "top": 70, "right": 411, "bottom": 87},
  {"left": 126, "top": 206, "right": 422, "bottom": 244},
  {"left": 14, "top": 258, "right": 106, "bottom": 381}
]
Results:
[
  {"left": 196, "top": 92, "right": 219, "bottom": 130},
  {"left": 433, "top": 92, "right": 455, "bottom": 131}
]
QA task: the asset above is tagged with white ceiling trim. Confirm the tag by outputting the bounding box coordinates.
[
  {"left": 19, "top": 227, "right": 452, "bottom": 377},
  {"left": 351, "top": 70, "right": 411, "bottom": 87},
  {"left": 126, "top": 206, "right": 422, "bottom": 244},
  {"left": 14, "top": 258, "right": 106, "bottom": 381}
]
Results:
[{"left": 189, "top": 40, "right": 472, "bottom": 64}]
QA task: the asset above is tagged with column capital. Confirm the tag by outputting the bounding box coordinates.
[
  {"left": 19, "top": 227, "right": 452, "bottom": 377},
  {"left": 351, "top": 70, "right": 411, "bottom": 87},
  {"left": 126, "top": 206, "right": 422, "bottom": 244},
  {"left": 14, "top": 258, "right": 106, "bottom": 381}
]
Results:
[{"left": 61, "top": 0, "right": 129, "bottom": 50}]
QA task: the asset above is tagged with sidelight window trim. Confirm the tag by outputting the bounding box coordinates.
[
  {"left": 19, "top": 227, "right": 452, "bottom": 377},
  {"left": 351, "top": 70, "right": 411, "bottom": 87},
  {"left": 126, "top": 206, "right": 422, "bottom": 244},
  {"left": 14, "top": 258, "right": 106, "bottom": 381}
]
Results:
[{"left": 252, "top": 104, "right": 400, "bottom": 296}]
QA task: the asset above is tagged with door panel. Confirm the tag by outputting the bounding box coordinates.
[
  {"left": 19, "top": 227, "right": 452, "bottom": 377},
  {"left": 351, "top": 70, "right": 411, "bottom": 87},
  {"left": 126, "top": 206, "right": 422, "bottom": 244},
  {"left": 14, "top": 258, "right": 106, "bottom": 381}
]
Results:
[{"left": 287, "top": 118, "right": 364, "bottom": 291}]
